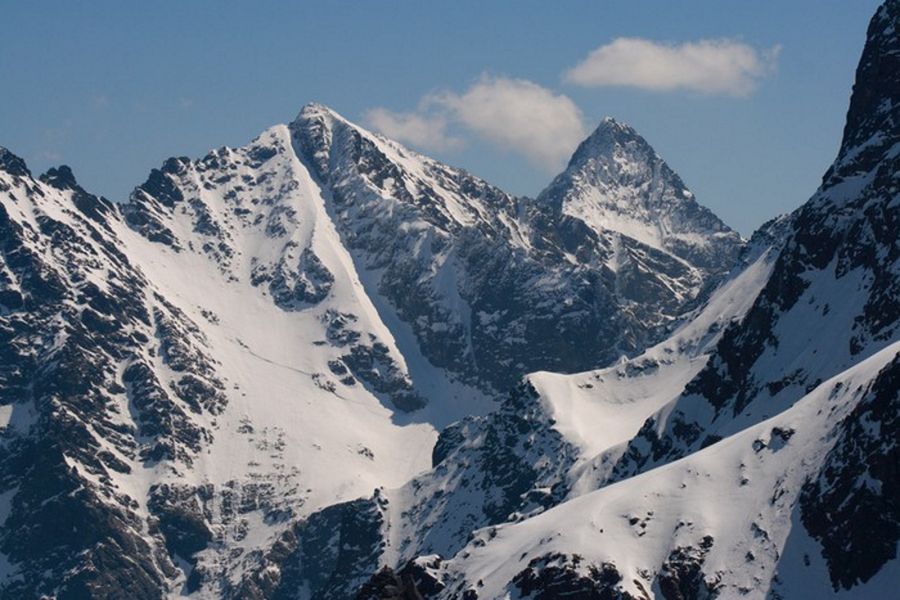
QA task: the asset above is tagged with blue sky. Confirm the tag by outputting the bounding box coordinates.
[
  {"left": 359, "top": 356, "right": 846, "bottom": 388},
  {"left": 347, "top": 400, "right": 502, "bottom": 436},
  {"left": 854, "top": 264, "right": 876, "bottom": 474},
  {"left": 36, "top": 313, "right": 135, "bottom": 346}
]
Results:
[{"left": 0, "top": 1, "right": 881, "bottom": 235}]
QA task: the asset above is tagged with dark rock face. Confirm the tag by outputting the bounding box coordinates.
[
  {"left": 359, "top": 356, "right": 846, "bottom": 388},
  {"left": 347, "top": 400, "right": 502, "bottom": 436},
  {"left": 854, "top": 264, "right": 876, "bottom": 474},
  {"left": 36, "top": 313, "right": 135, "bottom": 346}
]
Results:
[
  {"left": 230, "top": 496, "right": 386, "bottom": 600},
  {"left": 341, "top": 341, "right": 425, "bottom": 411},
  {"left": 0, "top": 443, "right": 171, "bottom": 600},
  {"left": 264, "top": 248, "right": 335, "bottom": 309},
  {"left": 512, "top": 553, "right": 643, "bottom": 600},
  {"left": 317, "top": 308, "right": 425, "bottom": 411},
  {"left": 830, "top": 0, "right": 900, "bottom": 186},
  {"left": 387, "top": 381, "right": 579, "bottom": 560},
  {"left": 0, "top": 147, "right": 31, "bottom": 178},
  {"left": 655, "top": 536, "right": 718, "bottom": 600},
  {"left": 144, "top": 479, "right": 301, "bottom": 596},
  {"left": 40, "top": 164, "right": 79, "bottom": 190},
  {"left": 290, "top": 104, "right": 743, "bottom": 394},
  {"left": 250, "top": 245, "right": 335, "bottom": 311},
  {"left": 0, "top": 167, "right": 172, "bottom": 597},
  {"left": 231, "top": 382, "right": 579, "bottom": 599},
  {"left": 356, "top": 567, "right": 424, "bottom": 600},
  {"left": 147, "top": 484, "right": 215, "bottom": 568},
  {"left": 0, "top": 153, "right": 230, "bottom": 598},
  {"left": 800, "top": 353, "right": 900, "bottom": 590},
  {"left": 394, "top": 557, "right": 447, "bottom": 598},
  {"left": 139, "top": 164, "right": 186, "bottom": 209}
]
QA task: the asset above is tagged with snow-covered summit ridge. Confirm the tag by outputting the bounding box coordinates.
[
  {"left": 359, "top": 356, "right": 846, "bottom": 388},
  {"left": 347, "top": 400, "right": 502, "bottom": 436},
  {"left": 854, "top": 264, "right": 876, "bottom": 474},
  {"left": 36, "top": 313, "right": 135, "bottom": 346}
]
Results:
[{"left": 564, "top": 116, "right": 652, "bottom": 170}]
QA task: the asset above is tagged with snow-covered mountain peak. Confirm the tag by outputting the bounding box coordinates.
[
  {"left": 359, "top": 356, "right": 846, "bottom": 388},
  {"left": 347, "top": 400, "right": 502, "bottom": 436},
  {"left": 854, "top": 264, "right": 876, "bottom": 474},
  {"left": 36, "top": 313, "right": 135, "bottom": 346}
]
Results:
[
  {"left": 292, "top": 101, "right": 370, "bottom": 140},
  {"left": 838, "top": 1, "right": 900, "bottom": 147},
  {"left": 3, "top": 2, "right": 899, "bottom": 597},
  {"left": 285, "top": 104, "right": 751, "bottom": 393},
  {"left": 336, "top": 5, "right": 900, "bottom": 598},
  {"left": 537, "top": 116, "right": 743, "bottom": 278},
  {"left": 295, "top": 100, "right": 341, "bottom": 120},
  {"left": 565, "top": 115, "right": 649, "bottom": 170},
  {"left": 0, "top": 97, "right": 753, "bottom": 595},
  {"left": 290, "top": 101, "right": 521, "bottom": 221}
]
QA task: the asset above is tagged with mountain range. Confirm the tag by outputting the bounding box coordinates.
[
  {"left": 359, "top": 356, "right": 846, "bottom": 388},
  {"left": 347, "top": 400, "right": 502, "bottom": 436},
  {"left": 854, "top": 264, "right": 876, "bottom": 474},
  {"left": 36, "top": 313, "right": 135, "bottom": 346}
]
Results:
[{"left": 0, "top": 2, "right": 898, "bottom": 598}]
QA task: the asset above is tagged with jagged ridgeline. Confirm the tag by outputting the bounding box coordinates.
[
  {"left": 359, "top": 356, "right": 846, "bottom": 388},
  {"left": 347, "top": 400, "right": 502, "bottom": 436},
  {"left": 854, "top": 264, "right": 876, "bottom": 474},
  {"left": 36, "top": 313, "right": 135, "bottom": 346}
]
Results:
[
  {"left": 0, "top": 76, "right": 739, "bottom": 597},
  {"left": 349, "top": 2, "right": 900, "bottom": 598},
  {"left": 1, "top": 0, "right": 898, "bottom": 598}
]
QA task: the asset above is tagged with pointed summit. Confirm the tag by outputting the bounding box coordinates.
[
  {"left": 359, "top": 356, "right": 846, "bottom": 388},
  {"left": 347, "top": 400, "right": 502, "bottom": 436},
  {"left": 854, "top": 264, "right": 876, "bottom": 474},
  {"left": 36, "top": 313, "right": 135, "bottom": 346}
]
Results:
[
  {"left": 564, "top": 116, "right": 651, "bottom": 171},
  {"left": 289, "top": 102, "right": 352, "bottom": 181},
  {"left": 840, "top": 0, "right": 900, "bottom": 153},
  {"left": 291, "top": 101, "right": 363, "bottom": 144},
  {"left": 293, "top": 101, "right": 349, "bottom": 127},
  {"left": 824, "top": 0, "right": 900, "bottom": 190},
  {"left": 555, "top": 116, "right": 690, "bottom": 200},
  {"left": 538, "top": 117, "right": 743, "bottom": 275}
]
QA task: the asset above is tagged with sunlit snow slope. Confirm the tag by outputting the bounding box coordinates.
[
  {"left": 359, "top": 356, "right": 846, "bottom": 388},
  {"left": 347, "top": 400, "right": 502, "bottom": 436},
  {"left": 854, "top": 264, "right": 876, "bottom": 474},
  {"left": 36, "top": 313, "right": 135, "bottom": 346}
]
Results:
[
  {"left": 0, "top": 88, "right": 742, "bottom": 597},
  {"left": 348, "top": 3, "right": 900, "bottom": 598}
]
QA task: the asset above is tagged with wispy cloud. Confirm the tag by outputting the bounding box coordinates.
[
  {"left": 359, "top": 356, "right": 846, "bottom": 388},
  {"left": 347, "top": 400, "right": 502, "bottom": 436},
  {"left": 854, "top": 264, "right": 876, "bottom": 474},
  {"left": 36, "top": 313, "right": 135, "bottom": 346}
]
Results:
[
  {"left": 366, "top": 75, "right": 586, "bottom": 171},
  {"left": 565, "top": 37, "right": 780, "bottom": 97},
  {"left": 365, "top": 108, "right": 462, "bottom": 151},
  {"left": 431, "top": 76, "right": 586, "bottom": 170}
]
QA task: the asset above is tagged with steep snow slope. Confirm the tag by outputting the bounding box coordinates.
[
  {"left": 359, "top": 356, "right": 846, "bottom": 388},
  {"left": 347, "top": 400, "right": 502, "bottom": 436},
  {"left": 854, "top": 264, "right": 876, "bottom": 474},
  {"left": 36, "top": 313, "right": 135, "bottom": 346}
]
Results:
[
  {"left": 292, "top": 104, "right": 743, "bottom": 392},
  {"left": 229, "top": 227, "right": 779, "bottom": 600},
  {"left": 0, "top": 155, "right": 215, "bottom": 597},
  {"left": 0, "top": 146, "right": 463, "bottom": 598},
  {"left": 431, "top": 342, "right": 900, "bottom": 600},
  {"left": 0, "top": 99, "right": 743, "bottom": 598},
  {"left": 0, "top": 129, "right": 485, "bottom": 597},
  {"left": 604, "top": 0, "right": 900, "bottom": 492},
  {"left": 114, "top": 125, "right": 491, "bottom": 592},
  {"left": 349, "top": 2, "right": 900, "bottom": 598},
  {"left": 534, "top": 239, "right": 779, "bottom": 495},
  {"left": 389, "top": 236, "right": 779, "bottom": 566}
]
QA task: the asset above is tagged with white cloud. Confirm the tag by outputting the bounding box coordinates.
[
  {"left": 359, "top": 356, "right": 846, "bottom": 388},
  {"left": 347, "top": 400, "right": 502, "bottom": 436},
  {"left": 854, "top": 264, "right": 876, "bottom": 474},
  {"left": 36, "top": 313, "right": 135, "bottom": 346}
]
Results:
[
  {"left": 431, "top": 76, "right": 586, "bottom": 170},
  {"left": 365, "top": 107, "right": 461, "bottom": 151},
  {"left": 367, "top": 76, "right": 586, "bottom": 171},
  {"left": 565, "top": 37, "right": 780, "bottom": 96}
]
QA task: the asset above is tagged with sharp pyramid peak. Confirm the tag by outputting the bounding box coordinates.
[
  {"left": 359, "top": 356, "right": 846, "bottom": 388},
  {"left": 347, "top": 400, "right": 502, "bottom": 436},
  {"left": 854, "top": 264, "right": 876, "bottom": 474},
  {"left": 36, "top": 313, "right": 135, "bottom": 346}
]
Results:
[
  {"left": 293, "top": 101, "right": 355, "bottom": 128},
  {"left": 591, "top": 116, "right": 642, "bottom": 139},
  {"left": 562, "top": 116, "right": 658, "bottom": 174}
]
